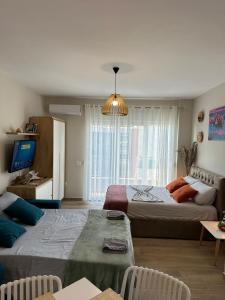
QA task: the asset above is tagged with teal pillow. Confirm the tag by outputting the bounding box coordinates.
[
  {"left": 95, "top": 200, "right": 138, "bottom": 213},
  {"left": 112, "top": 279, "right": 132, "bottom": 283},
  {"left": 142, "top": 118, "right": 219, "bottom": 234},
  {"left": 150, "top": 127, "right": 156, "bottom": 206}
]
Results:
[
  {"left": 4, "top": 198, "right": 44, "bottom": 225},
  {"left": 0, "top": 218, "right": 26, "bottom": 248},
  {"left": 0, "top": 212, "right": 10, "bottom": 220}
]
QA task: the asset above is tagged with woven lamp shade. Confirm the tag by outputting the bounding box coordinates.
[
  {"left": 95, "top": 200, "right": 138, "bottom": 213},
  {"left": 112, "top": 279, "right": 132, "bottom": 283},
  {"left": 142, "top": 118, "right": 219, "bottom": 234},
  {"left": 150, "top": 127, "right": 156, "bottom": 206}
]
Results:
[{"left": 101, "top": 94, "right": 128, "bottom": 116}]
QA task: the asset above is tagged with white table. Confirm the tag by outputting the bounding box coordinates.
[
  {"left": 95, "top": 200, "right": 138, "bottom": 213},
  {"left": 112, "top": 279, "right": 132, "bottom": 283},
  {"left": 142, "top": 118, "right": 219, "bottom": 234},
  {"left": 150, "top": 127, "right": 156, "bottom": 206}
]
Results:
[
  {"left": 53, "top": 278, "right": 101, "bottom": 300},
  {"left": 200, "top": 221, "right": 225, "bottom": 265}
]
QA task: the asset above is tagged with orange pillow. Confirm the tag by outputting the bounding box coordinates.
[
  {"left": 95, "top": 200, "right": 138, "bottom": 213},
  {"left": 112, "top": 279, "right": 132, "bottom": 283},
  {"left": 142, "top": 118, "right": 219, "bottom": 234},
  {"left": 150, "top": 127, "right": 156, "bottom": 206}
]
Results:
[
  {"left": 166, "top": 177, "right": 187, "bottom": 193},
  {"left": 172, "top": 184, "right": 198, "bottom": 203}
]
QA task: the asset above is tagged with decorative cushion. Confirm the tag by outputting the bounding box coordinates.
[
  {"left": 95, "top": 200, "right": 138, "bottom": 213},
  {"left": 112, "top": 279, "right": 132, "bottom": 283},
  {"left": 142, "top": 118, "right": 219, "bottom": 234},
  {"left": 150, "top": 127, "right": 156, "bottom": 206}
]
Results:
[
  {"left": 172, "top": 184, "right": 198, "bottom": 203},
  {"left": 0, "top": 218, "right": 26, "bottom": 248},
  {"left": 0, "top": 192, "right": 18, "bottom": 212},
  {"left": 4, "top": 198, "right": 44, "bottom": 225},
  {"left": 166, "top": 177, "right": 188, "bottom": 193},
  {"left": 183, "top": 176, "right": 199, "bottom": 185},
  {"left": 28, "top": 199, "right": 61, "bottom": 209},
  {"left": 191, "top": 181, "right": 216, "bottom": 205},
  {"left": 0, "top": 212, "right": 10, "bottom": 220}
]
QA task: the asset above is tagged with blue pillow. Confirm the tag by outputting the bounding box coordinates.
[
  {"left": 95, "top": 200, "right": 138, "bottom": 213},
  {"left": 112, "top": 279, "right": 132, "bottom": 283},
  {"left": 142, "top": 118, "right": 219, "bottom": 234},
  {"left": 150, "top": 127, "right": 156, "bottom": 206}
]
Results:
[
  {"left": 0, "top": 218, "right": 26, "bottom": 248},
  {"left": 4, "top": 198, "right": 44, "bottom": 225}
]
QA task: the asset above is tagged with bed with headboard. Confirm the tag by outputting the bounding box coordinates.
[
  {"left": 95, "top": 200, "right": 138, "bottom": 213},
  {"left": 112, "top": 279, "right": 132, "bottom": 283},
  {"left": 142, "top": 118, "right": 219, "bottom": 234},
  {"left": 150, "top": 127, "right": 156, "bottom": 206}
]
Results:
[{"left": 104, "top": 166, "right": 225, "bottom": 239}]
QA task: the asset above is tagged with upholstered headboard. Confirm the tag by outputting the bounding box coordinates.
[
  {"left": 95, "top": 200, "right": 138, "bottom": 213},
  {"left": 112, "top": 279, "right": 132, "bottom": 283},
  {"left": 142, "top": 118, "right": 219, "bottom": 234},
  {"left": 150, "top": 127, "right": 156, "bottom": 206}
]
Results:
[{"left": 190, "top": 166, "right": 225, "bottom": 218}]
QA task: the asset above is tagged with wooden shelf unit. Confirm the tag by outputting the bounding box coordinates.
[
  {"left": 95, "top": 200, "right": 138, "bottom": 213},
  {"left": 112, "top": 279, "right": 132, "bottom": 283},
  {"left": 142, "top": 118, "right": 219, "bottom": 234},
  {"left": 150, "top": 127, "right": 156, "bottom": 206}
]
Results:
[
  {"left": 6, "top": 116, "right": 65, "bottom": 200},
  {"left": 7, "top": 178, "right": 53, "bottom": 200},
  {"left": 29, "top": 116, "right": 65, "bottom": 200},
  {"left": 6, "top": 132, "right": 39, "bottom": 136}
]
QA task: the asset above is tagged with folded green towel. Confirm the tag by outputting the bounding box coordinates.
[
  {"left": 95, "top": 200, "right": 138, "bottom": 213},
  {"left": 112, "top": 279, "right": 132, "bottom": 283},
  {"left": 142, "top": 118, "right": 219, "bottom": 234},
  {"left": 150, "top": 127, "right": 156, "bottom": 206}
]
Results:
[{"left": 107, "top": 211, "right": 125, "bottom": 220}]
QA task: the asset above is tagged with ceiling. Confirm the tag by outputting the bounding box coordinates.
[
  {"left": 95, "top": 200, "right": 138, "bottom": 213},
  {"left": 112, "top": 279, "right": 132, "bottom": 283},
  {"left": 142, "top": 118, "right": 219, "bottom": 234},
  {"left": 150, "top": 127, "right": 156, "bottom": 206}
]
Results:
[{"left": 0, "top": 0, "right": 225, "bottom": 99}]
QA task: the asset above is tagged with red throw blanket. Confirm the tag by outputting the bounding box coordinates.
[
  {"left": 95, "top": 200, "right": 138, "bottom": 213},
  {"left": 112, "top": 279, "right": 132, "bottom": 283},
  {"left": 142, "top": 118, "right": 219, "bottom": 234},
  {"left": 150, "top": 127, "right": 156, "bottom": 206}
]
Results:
[{"left": 103, "top": 185, "right": 128, "bottom": 213}]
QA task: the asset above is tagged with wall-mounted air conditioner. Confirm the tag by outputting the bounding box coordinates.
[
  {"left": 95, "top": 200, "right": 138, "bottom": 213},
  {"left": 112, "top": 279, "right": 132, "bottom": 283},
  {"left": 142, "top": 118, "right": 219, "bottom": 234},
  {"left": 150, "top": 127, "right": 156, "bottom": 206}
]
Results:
[{"left": 49, "top": 104, "right": 82, "bottom": 116}]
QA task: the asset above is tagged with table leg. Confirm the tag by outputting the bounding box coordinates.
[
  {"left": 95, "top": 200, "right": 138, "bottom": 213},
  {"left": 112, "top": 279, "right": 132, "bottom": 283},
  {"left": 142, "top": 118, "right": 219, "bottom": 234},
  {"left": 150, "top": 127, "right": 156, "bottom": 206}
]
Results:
[
  {"left": 200, "top": 225, "right": 204, "bottom": 246},
  {"left": 215, "top": 239, "right": 221, "bottom": 266},
  {"left": 222, "top": 240, "right": 225, "bottom": 254}
]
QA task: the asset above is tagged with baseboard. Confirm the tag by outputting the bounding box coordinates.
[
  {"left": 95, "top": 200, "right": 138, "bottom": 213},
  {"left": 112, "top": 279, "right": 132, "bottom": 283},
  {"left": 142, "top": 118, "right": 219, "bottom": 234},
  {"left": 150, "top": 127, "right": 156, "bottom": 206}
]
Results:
[{"left": 63, "top": 198, "right": 83, "bottom": 201}]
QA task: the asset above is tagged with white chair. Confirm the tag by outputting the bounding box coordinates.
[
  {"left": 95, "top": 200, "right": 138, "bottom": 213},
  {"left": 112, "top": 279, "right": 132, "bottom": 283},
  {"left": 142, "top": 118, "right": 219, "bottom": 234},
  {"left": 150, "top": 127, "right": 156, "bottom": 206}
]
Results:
[
  {"left": 120, "top": 266, "right": 191, "bottom": 300},
  {"left": 0, "top": 275, "right": 62, "bottom": 300}
]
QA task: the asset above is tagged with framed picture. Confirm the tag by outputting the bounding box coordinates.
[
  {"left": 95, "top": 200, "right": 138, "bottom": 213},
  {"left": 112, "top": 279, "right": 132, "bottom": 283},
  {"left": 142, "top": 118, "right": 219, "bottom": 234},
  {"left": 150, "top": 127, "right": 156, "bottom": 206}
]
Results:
[
  {"left": 208, "top": 106, "right": 225, "bottom": 141},
  {"left": 25, "top": 123, "right": 38, "bottom": 133}
]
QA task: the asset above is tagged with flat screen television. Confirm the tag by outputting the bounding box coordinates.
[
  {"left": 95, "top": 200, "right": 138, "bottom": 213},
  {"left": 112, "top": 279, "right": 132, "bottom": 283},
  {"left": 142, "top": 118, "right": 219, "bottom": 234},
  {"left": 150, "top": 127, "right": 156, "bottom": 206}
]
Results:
[{"left": 8, "top": 140, "right": 36, "bottom": 173}]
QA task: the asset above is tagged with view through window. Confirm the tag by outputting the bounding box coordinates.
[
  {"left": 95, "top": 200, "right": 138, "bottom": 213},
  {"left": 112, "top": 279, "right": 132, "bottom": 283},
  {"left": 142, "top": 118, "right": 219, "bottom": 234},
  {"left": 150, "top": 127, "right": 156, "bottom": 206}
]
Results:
[{"left": 84, "top": 105, "right": 178, "bottom": 202}]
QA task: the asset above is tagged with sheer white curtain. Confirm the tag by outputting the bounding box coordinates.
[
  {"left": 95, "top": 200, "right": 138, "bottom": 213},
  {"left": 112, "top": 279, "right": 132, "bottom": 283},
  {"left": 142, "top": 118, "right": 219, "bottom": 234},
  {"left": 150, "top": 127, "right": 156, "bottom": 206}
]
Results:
[{"left": 84, "top": 104, "right": 178, "bottom": 202}]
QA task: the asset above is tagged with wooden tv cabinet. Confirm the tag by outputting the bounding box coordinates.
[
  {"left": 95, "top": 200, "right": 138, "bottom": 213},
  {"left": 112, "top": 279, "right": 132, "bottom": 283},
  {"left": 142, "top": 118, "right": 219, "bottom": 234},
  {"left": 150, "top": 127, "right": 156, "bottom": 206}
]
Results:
[{"left": 7, "top": 178, "right": 53, "bottom": 200}]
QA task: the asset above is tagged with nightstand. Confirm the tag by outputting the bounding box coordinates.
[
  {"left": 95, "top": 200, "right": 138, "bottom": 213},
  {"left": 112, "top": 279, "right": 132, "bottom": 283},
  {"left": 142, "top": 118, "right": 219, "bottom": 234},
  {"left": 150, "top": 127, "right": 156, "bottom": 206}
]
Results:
[{"left": 200, "top": 221, "right": 225, "bottom": 266}]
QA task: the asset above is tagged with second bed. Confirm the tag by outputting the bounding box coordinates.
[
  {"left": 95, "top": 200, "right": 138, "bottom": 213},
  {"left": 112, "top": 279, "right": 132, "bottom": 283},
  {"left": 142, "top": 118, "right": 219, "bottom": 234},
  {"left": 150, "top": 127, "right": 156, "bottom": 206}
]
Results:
[{"left": 104, "top": 167, "right": 225, "bottom": 239}]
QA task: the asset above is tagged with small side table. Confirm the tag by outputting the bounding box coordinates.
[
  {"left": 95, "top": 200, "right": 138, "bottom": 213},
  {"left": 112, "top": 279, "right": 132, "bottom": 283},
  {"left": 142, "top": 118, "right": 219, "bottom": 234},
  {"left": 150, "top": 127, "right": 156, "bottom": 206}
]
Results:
[{"left": 200, "top": 221, "right": 225, "bottom": 266}]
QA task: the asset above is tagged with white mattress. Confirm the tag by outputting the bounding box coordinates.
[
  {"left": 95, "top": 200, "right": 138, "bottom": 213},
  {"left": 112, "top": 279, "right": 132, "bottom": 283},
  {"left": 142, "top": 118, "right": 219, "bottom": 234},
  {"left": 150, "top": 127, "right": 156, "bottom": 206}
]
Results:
[
  {"left": 0, "top": 209, "right": 89, "bottom": 282},
  {"left": 126, "top": 186, "right": 218, "bottom": 221}
]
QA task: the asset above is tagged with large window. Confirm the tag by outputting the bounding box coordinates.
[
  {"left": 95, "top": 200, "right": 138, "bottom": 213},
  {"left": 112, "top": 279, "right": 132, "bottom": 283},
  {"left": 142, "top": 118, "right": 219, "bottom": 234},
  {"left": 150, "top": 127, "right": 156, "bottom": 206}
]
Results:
[{"left": 84, "top": 105, "right": 178, "bottom": 202}]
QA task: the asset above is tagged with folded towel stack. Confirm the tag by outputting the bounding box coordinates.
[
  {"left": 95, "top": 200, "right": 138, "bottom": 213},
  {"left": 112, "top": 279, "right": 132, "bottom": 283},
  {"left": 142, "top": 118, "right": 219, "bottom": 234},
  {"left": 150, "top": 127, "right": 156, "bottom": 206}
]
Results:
[
  {"left": 103, "top": 238, "right": 128, "bottom": 254},
  {"left": 131, "top": 185, "right": 163, "bottom": 202},
  {"left": 107, "top": 210, "right": 125, "bottom": 220}
]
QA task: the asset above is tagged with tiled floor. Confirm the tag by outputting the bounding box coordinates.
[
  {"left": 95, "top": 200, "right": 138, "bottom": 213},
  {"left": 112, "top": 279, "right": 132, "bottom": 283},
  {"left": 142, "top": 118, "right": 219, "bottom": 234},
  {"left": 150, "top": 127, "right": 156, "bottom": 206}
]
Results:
[{"left": 62, "top": 199, "right": 225, "bottom": 300}]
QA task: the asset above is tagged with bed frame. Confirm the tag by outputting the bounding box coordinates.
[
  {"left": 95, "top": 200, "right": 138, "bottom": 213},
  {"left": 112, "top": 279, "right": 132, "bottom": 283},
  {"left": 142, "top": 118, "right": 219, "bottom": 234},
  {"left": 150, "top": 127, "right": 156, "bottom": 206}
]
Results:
[{"left": 130, "top": 166, "right": 225, "bottom": 240}]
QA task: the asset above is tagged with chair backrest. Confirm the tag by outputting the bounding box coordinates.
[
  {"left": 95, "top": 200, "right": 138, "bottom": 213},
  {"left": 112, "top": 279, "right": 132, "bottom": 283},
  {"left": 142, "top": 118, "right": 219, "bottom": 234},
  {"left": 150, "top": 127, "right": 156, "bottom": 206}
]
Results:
[
  {"left": 121, "top": 266, "right": 191, "bottom": 300},
  {"left": 0, "top": 275, "right": 62, "bottom": 300}
]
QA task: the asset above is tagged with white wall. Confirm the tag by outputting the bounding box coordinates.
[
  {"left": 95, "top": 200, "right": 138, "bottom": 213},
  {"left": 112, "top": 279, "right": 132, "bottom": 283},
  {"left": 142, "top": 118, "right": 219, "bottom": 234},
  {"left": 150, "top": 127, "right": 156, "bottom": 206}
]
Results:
[
  {"left": 0, "top": 72, "right": 45, "bottom": 193},
  {"left": 45, "top": 97, "right": 193, "bottom": 199},
  {"left": 193, "top": 82, "right": 225, "bottom": 176}
]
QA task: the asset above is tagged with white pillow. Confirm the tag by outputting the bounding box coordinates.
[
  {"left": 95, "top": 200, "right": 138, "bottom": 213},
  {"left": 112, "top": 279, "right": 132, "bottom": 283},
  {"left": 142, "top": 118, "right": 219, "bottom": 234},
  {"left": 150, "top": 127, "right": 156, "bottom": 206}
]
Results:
[
  {"left": 184, "top": 176, "right": 199, "bottom": 185},
  {"left": 191, "top": 181, "right": 216, "bottom": 205},
  {"left": 0, "top": 192, "right": 19, "bottom": 212}
]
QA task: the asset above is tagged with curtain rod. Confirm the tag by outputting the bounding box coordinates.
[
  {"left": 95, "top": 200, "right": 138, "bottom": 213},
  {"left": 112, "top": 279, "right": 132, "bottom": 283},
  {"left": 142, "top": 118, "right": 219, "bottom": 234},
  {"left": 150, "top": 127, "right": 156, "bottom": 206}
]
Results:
[
  {"left": 86, "top": 104, "right": 184, "bottom": 110},
  {"left": 132, "top": 106, "right": 183, "bottom": 109}
]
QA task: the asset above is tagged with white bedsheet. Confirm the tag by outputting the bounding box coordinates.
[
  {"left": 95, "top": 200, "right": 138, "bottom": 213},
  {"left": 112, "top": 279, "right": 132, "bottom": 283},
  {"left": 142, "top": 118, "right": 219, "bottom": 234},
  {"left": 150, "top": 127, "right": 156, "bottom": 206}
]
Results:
[
  {"left": 0, "top": 209, "right": 88, "bottom": 259},
  {"left": 126, "top": 186, "right": 218, "bottom": 221},
  {"left": 0, "top": 209, "right": 89, "bottom": 282}
]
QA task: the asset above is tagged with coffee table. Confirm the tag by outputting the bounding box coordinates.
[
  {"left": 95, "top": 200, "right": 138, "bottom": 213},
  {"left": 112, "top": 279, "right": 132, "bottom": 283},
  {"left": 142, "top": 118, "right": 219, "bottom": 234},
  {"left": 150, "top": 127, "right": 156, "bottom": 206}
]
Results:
[{"left": 200, "top": 221, "right": 225, "bottom": 265}]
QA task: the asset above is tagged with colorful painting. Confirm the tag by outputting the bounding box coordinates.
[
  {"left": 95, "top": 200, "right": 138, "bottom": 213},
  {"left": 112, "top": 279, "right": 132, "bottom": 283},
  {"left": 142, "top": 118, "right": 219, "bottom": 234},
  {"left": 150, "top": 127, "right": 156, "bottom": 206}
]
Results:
[{"left": 208, "top": 106, "right": 225, "bottom": 141}]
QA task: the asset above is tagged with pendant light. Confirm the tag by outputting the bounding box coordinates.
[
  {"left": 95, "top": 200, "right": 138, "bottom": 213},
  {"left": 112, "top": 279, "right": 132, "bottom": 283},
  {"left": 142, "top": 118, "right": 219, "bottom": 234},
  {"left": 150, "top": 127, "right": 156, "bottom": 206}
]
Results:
[{"left": 101, "top": 66, "right": 128, "bottom": 116}]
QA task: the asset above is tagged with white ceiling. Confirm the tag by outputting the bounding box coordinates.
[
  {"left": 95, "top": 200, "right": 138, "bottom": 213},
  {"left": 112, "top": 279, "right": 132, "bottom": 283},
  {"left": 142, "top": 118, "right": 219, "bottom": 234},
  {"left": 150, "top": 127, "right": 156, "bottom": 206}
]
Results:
[{"left": 0, "top": 0, "right": 225, "bottom": 99}]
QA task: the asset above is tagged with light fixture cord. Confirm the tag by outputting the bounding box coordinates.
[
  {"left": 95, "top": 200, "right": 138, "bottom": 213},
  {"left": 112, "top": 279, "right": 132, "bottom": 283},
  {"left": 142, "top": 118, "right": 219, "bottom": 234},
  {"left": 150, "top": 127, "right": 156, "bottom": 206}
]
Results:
[{"left": 115, "top": 72, "right": 117, "bottom": 97}]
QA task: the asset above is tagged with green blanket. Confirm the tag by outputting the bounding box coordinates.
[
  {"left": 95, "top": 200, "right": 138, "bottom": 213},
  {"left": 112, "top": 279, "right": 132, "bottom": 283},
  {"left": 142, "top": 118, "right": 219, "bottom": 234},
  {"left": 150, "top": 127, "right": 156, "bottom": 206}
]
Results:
[{"left": 64, "top": 210, "right": 134, "bottom": 292}]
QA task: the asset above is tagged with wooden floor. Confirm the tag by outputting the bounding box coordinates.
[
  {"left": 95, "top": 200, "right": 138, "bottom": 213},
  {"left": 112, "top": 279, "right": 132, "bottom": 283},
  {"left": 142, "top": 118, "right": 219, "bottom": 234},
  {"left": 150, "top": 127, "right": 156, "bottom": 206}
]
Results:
[{"left": 62, "top": 199, "right": 225, "bottom": 300}]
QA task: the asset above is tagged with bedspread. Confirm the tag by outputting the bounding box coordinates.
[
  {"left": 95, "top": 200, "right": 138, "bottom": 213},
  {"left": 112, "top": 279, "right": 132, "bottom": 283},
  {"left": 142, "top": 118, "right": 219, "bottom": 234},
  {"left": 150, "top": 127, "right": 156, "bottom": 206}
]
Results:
[
  {"left": 64, "top": 209, "right": 134, "bottom": 292},
  {"left": 103, "top": 185, "right": 128, "bottom": 213}
]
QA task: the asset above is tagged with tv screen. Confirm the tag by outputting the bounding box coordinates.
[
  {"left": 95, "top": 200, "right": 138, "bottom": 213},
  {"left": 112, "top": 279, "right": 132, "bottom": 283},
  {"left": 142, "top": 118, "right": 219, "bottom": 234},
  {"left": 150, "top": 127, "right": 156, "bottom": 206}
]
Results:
[{"left": 8, "top": 140, "right": 36, "bottom": 173}]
